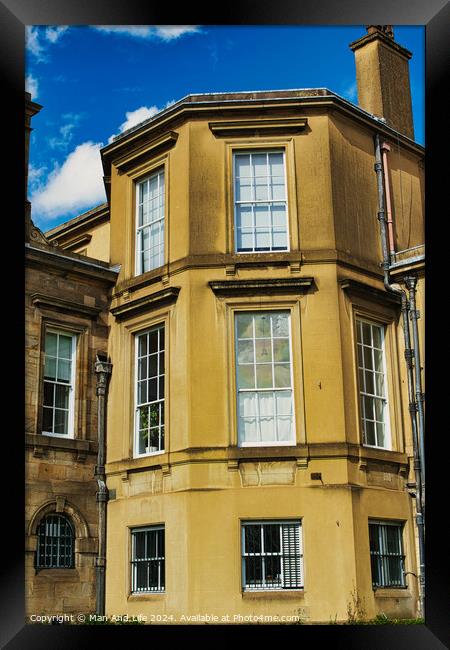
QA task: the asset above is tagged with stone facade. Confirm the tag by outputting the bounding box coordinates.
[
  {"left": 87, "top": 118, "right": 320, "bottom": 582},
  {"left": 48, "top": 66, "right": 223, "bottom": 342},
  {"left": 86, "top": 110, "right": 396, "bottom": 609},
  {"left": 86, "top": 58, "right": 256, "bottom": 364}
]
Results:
[{"left": 25, "top": 223, "right": 117, "bottom": 615}]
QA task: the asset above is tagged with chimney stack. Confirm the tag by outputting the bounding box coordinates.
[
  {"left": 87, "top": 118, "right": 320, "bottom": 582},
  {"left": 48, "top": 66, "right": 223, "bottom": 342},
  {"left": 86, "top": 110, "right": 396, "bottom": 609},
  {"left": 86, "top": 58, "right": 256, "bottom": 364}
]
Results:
[
  {"left": 349, "top": 26, "right": 415, "bottom": 140},
  {"left": 25, "top": 91, "right": 43, "bottom": 242}
]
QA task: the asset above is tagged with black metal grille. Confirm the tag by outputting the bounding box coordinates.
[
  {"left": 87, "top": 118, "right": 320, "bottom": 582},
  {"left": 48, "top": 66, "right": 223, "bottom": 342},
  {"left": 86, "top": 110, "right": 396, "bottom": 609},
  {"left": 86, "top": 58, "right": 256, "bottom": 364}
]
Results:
[
  {"left": 131, "top": 527, "right": 165, "bottom": 592},
  {"left": 36, "top": 514, "right": 75, "bottom": 569},
  {"left": 369, "top": 522, "right": 405, "bottom": 588},
  {"left": 242, "top": 522, "right": 302, "bottom": 590}
]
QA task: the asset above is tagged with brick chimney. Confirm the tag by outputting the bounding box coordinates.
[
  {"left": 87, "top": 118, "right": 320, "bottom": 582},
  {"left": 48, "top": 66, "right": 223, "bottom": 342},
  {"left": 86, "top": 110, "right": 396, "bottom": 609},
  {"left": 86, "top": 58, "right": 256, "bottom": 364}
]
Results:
[{"left": 349, "top": 26, "right": 415, "bottom": 140}]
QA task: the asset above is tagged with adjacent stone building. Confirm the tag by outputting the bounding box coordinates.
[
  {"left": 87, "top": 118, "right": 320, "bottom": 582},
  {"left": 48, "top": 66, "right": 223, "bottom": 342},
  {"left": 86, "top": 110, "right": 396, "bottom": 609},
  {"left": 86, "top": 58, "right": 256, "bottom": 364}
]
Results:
[
  {"left": 26, "top": 26, "right": 425, "bottom": 623},
  {"left": 25, "top": 93, "right": 118, "bottom": 616}
]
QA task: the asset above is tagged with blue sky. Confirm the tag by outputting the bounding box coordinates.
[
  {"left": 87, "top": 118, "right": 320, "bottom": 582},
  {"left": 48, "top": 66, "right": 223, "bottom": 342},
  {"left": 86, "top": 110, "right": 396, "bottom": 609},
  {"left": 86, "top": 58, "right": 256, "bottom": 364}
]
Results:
[{"left": 25, "top": 25, "right": 425, "bottom": 231}]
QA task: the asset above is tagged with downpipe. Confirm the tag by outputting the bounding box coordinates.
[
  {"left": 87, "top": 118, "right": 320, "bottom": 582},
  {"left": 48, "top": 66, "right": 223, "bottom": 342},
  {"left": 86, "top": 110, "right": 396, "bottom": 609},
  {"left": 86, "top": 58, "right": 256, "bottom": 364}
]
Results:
[{"left": 94, "top": 355, "right": 112, "bottom": 617}]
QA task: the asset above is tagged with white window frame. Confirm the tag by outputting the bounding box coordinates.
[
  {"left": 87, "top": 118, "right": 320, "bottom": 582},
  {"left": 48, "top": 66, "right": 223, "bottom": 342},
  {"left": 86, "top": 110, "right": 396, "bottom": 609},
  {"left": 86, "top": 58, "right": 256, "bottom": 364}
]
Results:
[
  {"left": 135, "top": 168, "right": 165, "bottom": 276},
  {"left": 369, "top": 520, "right": 406, "bottom": 589},
  {"left": 233, "top": 150, "right": 290, "bottom": 254},
  {"left": 241, "top": 520, "right": 303, "bottom": 591},
  {"left": 134, "top": 325, "right": 165, "bottom": 458},
  {"left": 235, "top": 311, "right": 296, "bottom": 447},
  {"left": 356, "top": 317, "right": 392, "bottom": 450},
  {"left": 42, "top": 329, "right": 76, "bottom": 439},
  {"left": 131, "top": 525, "right": 165, "bottom": 594}
]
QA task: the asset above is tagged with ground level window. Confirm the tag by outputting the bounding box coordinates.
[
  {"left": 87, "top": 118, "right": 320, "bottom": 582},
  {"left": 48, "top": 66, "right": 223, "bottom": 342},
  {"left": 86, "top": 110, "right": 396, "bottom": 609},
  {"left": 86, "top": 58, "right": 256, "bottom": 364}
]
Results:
[
  {"left": 241, "top": 520, "right": 303, "bottom": 590},
  {"left": 369, "top": 521, "right": 405, "bottom": 588},
  {"left": 36, "top": 514, "right": 75, "bottom": 569},
  {"left": 131, "top": 526, "right": 165, "bottom": 593}
]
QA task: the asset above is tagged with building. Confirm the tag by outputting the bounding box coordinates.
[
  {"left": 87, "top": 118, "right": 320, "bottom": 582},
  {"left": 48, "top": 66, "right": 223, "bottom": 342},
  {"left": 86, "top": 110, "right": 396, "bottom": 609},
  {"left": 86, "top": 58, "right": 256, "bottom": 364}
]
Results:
[
  {"left": 27, "top": 26, "right": 425, "bottom": 623},
  {"left": 24, "top": 94, "right": 119, "bottom": 617}
]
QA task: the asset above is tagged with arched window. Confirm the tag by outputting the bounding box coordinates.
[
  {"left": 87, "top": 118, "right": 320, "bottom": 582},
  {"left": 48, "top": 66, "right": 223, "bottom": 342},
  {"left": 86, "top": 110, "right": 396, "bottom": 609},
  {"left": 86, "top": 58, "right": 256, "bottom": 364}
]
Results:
[{"left": 36, "top": 514, "right": 75, "bottom": 569}]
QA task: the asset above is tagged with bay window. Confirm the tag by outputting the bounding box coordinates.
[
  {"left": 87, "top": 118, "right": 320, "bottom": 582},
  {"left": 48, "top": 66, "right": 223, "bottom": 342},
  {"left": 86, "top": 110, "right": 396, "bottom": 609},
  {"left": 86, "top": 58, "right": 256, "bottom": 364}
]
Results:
[
  {"left": 234, "top": 151, "right": 289, "bottom": 253},
  {"left": 135, "top": 325, "right": 165, "bottom": 456},
  {"left": 235, "top": 311, "right": 295, "bottom": 446},
  {"left": 136, "top": 168, "right": 165, "bottom": 274}
]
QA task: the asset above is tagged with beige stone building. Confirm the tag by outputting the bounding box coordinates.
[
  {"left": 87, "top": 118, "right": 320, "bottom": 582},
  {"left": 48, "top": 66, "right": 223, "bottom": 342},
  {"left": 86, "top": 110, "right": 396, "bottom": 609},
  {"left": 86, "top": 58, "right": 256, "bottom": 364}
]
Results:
[{"left": 26, "top": 26, "right": 425, "bottom": 623}]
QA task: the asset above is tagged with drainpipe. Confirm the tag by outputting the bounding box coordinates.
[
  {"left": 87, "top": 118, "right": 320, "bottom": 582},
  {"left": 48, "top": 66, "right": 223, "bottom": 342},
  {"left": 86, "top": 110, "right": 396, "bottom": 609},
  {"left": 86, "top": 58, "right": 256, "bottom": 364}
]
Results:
[
  {"left": 374, "top": 133, "right": 425, "bottom": 618},
  {"left": 404, "top": 276, "right": 425, "bottom": 500},
  {"left": 94, "top": 354, "right": 112, "bottom": 617},
  {"left": 381, "top": 142, "right": 396, "bottom": 260}
]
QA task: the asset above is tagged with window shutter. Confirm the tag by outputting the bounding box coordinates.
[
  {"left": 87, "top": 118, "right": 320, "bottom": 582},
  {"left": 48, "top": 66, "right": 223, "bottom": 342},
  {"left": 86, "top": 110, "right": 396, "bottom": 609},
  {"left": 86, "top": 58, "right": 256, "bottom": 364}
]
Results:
[{"left": 281, "top": 522, "right": 302, "bottom": 588}]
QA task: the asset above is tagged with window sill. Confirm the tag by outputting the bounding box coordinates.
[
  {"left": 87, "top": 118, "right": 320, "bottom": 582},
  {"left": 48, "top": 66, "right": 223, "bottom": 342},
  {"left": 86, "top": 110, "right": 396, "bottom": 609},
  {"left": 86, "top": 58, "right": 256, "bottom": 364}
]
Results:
[
  {"left": 373, "top": 588, "right": 411, "bottom": 598},
  {"left": 242, "top": 589, "right": 304, "bottom": 600},
  {"left": 128, "top": 593, "right": 166, "bottom": 602},
  {"left": 35, "top": 568, "right": 79, "bottom": 580},
  {"left": 25, "top": 433, "right": 98, "bottom": 456}
]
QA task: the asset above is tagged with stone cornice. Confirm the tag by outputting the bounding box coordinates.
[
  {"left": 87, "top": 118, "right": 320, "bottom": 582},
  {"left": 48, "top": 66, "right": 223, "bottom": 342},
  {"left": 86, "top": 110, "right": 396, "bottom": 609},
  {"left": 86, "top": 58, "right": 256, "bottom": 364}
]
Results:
[
  {"left": 209, "top": 117, "right": 308, "bottom": 137},
  {"left": 104, "top": 442, "right": 409, "bottom": 477},
  {"left": 30, "top": 293, "right": 102, "bottom": 318},
  {"left": 25, "top": 242, "right": 119, "bottom": 284},
  {"left": 111, "top": 286, "right": 181, "bottom": 321},
  {"left": 339, "top": 278, "right": 402, "bottom": 307},
  {"left": 101, "top": 93, "right": 424, "bottom": 177},
  {"left": 115, "top": 131, "right": 179, "bottom": 174},
  {"left": 209, "top": 277, "right": 314, "bottom": 297},
  {"left": 349, "top": 31, "right": 412, "bottom": 60}
]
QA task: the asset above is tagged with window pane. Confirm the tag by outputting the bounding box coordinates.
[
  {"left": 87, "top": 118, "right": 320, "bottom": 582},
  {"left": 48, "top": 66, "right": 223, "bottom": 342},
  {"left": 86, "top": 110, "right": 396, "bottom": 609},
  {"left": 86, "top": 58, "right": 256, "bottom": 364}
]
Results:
[
  {"left": 256, "top": 364, "right": 273, "bottom": 389},
  {"left": 238, "top": 340, "right": 254, "bottom": 363},
  {"left": 239, "top": 392, "right": 256, "bottom": 417},
  {"left": 236, "top": 204, "right": 253, "bottom": 229},
  {"left": 55, "top": 384, "right": 69, "bottom": 409},
  {"left": 42, "top": 407, "right": 53, "bottom": 432},
  {"left": 45, "top": 333, "right": 58, "bottom": 357},
  {"left": 58, "top": 335, "right": 72, "bottom": 359},
  {"left": 372, "top": 327, "right": 383, "bottom": 349},
  {"left": 254, "top": 314, "right": 271, "bottom": 338},
  {"left": 362, "top": 322, "right": 372, "bottom": 345},
  {"left": 255, "top": 339, "right": 272, "bottom": 362},
  {"left": 236, "top": 178, "right": 252, "bottom": 202},
  {"left": 43, "top": 382, "right": 54, "bottom": 407},
  {"left": 271, "top": 313, "right": 289, "bottom": 337},
  {"left": 364, "top": 420, "right": 376, "bottom": 446},
  {"left": 252, "top": 153, "right": 267, "bottom": 176},
  {"left": 269, "top": 152, "right": 284, "bottom": 177},
  {"left": 273, "top": 339, "right": 290, "bottom": 362},
  {"left": 238, "top": 365, "right": 255, "bottom": 389},
  {"left": 255, "top": 229, "right": 271, "bottom": 250},
  {"left": 264, "top": 524, "right": 281, "bottom": 553},
  {"left": 254, "top": 204, "right": 271, "bottom": 228},
  {"left": 274, "top": 364, "right": 291, "bottom": 388},
  {"left": 236, "top": 314, "right": 253, "bottom": 339},
  {"left": 57, "top": 359, "right": 71, "bottom": 383},
  {"left": 273, "top": 230, "right": 287, "bottom": 250},
  {"left": 44, "top": 356, "right": 57, "bottom": 380},
  {"left": 244, "top": 525, "right": 261, "bottom": 553},
  {"left": 272, "top": 203, "right": 286, "bottom": 228},
  {"left": 54, "top": 409, "right": 68, "bottom": 434},
  {"left": 235, "top": 154, "right": 251, "bottom": 177}
]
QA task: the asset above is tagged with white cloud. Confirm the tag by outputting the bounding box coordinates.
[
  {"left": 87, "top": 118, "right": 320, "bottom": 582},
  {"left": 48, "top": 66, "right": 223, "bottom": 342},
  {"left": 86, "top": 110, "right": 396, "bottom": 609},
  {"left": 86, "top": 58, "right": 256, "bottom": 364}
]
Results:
[
  {"left": 44, "top": 26, "right": 69, "bottom": 43},
  {"left": 25, "top": 73, "right": 39, "bottom": 99},
  {"left": 26, "top": 26, "right": 46, "bottom": 61},
  {"left": 108, "top": 105, "right": 160, "bottom": 143},
  {"left": 31, "top": 142, "right": 106, "bottom": 220},
  {"left": 26, "top": 25, "right": 70, "bottom": 62},
  {"left": 48, "top": 114, "right": 83, "bottom": 150},
  {"left": 93, "top": 25, "right": 200, "bottom": 41},
  {"left": 107, "top": 101, "right": 176, "bottom": 143}
]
